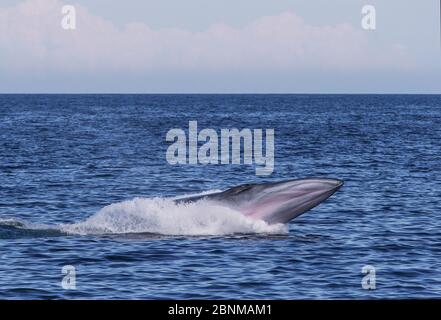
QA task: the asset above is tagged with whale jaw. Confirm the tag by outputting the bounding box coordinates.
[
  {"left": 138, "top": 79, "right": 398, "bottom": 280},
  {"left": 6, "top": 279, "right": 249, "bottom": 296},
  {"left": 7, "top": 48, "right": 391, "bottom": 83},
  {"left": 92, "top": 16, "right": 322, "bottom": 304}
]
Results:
[
  {"left": 227, "top": 178, "right": 343, "bottom": 224},
  {"left": 254, "top": 179, "right": 342, "bottom": 224}
]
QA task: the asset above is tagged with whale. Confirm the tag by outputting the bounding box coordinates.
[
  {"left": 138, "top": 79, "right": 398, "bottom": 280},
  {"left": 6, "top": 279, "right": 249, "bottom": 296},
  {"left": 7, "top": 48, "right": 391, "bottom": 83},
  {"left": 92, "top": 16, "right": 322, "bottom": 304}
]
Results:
[{"left": 175, "top": 178, "right": 343, "bottom": 224}]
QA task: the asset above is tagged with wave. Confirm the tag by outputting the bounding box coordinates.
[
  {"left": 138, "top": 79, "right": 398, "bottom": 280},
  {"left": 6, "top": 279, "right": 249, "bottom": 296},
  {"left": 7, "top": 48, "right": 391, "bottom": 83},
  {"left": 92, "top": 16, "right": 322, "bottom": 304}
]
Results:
[{"left": 1, "top": 191, "right": 287, "bottom": 237}]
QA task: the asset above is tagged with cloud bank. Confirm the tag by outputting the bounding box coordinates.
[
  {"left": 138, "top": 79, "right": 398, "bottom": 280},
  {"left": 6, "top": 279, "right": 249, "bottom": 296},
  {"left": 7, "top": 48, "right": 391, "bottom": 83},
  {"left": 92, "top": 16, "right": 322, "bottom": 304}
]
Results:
[
  {"left": 1, "top": 0, "right": 435, "bottom": 93},
  {"left": 1, "top": 0, "right": 411, "bottom": 71}
]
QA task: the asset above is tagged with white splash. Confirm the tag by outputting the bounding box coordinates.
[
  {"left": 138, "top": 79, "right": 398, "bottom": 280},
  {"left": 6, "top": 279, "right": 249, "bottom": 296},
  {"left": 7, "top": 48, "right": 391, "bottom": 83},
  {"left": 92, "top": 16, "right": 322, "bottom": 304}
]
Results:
[{"left": 60, "top": 194, "right": 287, "bottom": 236}]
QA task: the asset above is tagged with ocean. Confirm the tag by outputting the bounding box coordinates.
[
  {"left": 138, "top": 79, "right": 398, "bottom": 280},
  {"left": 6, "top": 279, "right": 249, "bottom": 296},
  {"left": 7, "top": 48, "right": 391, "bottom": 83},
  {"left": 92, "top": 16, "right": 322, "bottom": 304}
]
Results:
[{"left": 0, "top": 94, "right": 440, "bottom": 299}]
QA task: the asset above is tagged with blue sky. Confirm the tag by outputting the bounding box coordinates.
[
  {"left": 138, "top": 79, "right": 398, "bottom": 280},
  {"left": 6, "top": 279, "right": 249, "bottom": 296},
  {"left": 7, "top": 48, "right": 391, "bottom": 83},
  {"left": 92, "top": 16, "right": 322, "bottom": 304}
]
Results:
[{"left": 0, "top": 0, "right": 440, "bottom": 93}]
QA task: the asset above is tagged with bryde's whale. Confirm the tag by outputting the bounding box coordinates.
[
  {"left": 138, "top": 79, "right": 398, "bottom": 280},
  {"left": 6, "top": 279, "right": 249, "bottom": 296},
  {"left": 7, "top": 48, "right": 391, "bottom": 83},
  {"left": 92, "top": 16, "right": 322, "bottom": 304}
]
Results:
[{"left": 175, "top": 178, "right": 343, "bottom": 224}]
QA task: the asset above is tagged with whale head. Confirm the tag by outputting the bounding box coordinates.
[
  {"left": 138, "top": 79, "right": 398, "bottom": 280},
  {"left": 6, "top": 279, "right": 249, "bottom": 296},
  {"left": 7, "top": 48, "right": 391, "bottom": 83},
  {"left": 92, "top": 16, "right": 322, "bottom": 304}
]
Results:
[
  {"left": 209, "top": 178, "right": 343, "bottom": 224},
  {"left": 175, "top": 178, "right": 343, "bottom": 225}
]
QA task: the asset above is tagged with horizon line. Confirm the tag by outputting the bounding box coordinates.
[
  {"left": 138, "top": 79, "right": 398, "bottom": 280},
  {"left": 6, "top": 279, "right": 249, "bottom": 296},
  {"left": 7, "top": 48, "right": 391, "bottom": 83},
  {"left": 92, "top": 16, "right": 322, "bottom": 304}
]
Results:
[{"left": 1, "top": 92, "right": 441, "bottom": 95}]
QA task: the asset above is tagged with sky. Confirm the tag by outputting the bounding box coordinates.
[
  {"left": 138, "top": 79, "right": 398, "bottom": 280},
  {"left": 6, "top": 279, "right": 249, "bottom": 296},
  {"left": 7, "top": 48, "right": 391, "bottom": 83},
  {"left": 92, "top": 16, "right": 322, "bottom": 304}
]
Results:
[{"left": 0, "top": 0, "right": 440, "bottom": 93}]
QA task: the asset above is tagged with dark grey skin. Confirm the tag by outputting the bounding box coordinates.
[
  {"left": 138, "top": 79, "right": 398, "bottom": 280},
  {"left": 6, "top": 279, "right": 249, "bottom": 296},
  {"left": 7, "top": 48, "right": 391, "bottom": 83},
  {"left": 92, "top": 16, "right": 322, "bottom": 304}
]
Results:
[{"left": 175, "top": 178, "right": 344, "bottom": 225}]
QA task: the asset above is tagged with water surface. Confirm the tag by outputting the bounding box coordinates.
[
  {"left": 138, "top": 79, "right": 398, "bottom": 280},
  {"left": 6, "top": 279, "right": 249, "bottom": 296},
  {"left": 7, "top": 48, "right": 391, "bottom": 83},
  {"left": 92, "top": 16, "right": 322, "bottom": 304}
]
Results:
[{"left": 1, "top": 94, "right": 440, "bottom": 299}]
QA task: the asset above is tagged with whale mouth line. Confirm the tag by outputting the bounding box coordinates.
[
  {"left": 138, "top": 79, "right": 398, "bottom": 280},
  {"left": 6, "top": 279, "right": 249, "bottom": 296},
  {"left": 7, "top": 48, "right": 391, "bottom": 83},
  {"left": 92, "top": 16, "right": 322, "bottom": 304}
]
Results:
[
  {"left": 293, "top": 185, "right": 342, "bottom": 208},
  {"left": 290, "top": 182, "right": 343, "bottom": 211}
]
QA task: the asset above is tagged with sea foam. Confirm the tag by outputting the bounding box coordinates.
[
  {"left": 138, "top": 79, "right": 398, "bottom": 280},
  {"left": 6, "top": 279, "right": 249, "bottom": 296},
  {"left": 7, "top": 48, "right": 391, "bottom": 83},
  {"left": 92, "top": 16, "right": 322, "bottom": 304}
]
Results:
[{"left": 60, "top": 193, "right": 287, "bottom": 236}]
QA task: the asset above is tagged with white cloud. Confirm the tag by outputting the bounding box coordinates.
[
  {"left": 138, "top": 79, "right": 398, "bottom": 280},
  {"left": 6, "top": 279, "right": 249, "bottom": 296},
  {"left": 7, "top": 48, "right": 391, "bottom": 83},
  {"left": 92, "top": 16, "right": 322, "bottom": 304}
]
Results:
[{"left": 0, "top": 0, "right": 413, "bottom": 76}]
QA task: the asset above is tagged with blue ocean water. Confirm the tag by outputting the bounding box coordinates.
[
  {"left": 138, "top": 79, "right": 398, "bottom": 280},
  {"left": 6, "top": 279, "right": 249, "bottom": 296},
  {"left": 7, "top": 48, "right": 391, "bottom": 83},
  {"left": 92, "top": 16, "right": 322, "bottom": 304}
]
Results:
[{"left": 0, "top": 94, "right": 440, "bottom": 299}]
